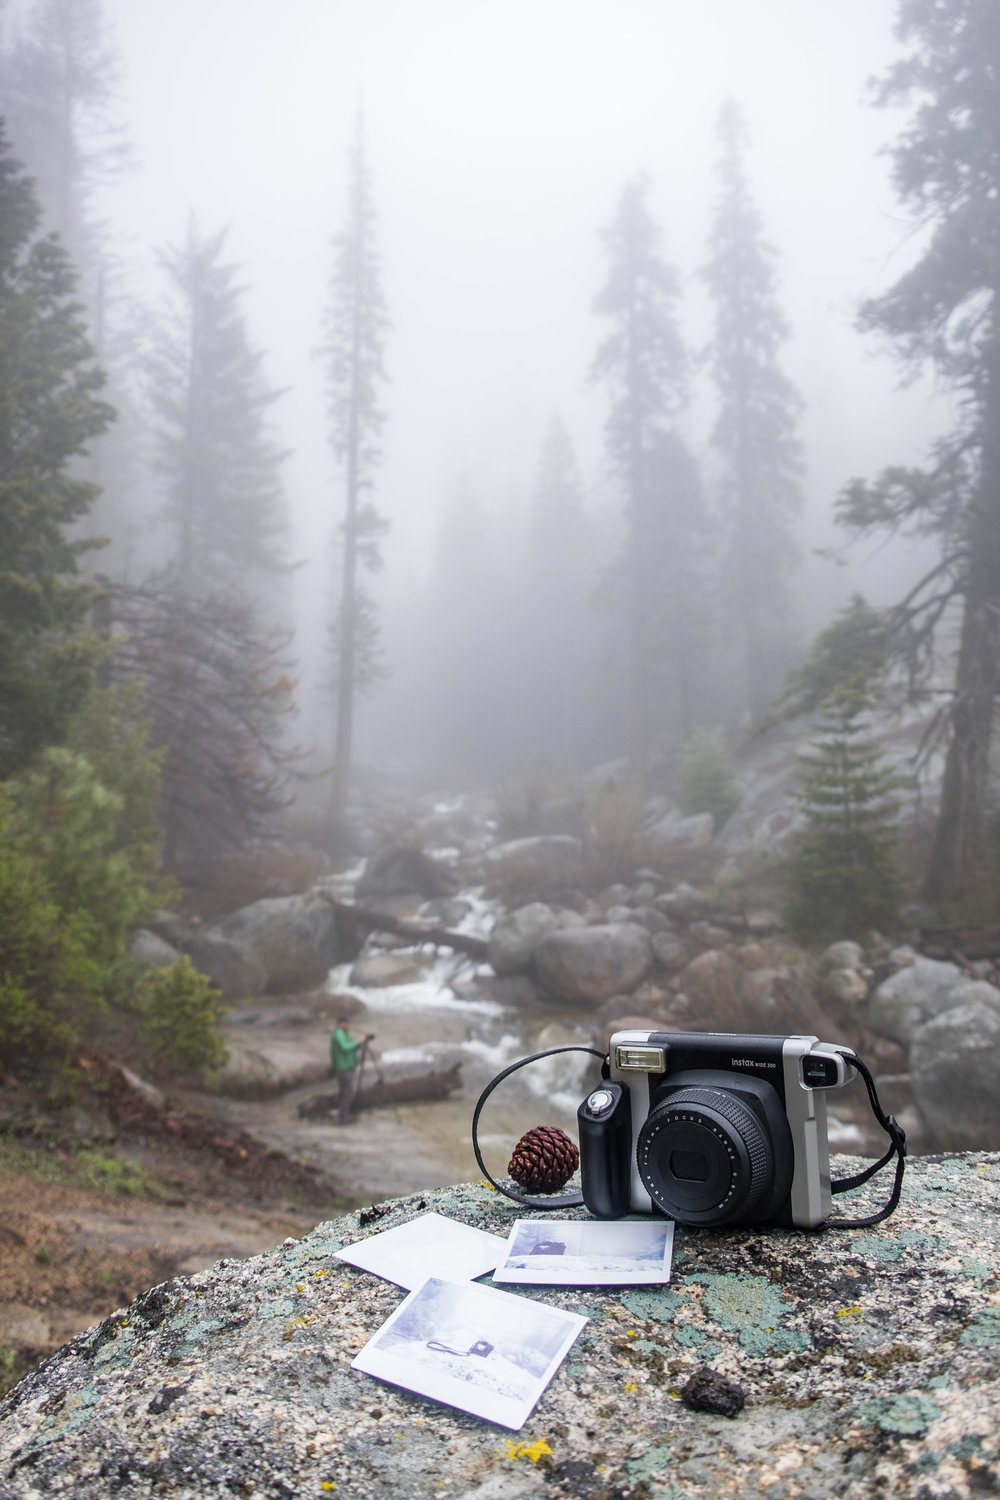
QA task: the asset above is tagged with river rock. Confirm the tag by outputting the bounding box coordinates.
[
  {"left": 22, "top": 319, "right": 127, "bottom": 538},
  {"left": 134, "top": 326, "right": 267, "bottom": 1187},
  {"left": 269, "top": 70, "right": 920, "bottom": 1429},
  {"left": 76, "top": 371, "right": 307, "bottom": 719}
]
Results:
[
  {"left": 645, "top": 808, "right": 714, "bottom": 849},
  {"left": 487, "top": 902, "right": 564, "bottom": 975},
  {"left": 348, "top": 951, "right": 436, "bottom": 988},
  {"left": 211, "top": 893, "right": 342, "bottom": 993},
  {"left": 129, "top": 929, "right": 182, "bottom": 969},
  {"left": 823, "top": 967, "right": 870, "bottom": 1008},
  {"left": 534, "top": 922, "right": 652, "bottom": 1003},
  {"left": 483, "top": 835, "right": 585, "bottom": 889},
  {"left": 151, "top": 918, "right": 267, "bottom": 1000},
  {"left": 821, "top": 939, "right": 866, "bottom": 972},
  {"left": 911, "top": 1000, "right": 1000, "bottom": 1150},
  {"left": 868, "top": 951, "right": 965, "bottom": 1045},
  {"left": 3, "top": 1157, "right": 1000, "bottom": 1499},
  {"left": 355, "top": 846, "right": 453, "bottom": 900}
]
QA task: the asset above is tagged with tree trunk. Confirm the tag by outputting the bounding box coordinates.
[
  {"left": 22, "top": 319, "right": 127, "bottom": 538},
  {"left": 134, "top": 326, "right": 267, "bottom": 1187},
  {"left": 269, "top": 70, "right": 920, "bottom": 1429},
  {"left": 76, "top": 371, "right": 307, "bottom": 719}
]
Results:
[{"left": 923, "top": 346, "right": 1000, "bottom": 905}]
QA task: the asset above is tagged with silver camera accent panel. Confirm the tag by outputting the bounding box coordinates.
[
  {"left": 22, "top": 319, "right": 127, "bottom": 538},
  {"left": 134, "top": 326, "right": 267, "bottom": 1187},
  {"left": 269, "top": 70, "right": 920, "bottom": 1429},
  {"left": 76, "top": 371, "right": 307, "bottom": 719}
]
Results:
[{"left": 608, "top": 1029, "right": 663, "bottom": 1214}]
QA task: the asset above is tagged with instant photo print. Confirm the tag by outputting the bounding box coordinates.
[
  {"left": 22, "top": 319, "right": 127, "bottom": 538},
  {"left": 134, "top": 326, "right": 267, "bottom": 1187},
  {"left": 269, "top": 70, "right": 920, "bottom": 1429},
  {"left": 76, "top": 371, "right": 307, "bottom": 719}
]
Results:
[
  {"left": 493, "top": 1217, "right": 674, "bottom": 1285},
  {"left": 352, "top": 1276, "right": 587, "bottom": 1430}
]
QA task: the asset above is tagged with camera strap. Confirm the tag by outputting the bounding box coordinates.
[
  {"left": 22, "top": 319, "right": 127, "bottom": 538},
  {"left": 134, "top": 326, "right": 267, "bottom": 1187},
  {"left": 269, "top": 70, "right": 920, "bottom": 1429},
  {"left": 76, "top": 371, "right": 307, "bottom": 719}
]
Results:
[
  {"left": 471, "top": 1044, "right": 606, "bottom": 1209},
  {"left": 472, "top": 1043, "right": 907, "bottom": 1229},
  {"left": 826, "top": 1049, "right": 907, "bottom": 1229}
]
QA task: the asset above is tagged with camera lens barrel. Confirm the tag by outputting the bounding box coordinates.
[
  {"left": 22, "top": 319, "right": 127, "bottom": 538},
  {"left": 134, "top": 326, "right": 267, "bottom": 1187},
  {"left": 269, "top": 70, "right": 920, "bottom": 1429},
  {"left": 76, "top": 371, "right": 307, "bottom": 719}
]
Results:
[{"left": 636, "top": 1086, "right": 773, "bottom": 1226}]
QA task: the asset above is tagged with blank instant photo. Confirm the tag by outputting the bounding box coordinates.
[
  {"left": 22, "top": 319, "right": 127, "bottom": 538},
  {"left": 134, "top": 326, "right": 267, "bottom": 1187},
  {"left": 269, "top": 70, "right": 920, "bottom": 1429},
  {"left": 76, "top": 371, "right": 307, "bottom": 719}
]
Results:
[
  {"left": 352, "top": 1275, "right": 587, "bottom": 1430},
  {"left": 333, "top": 1211, "right": 508, "bottom": 1289},
  {"left": 492, "top": 1217, "right": 674, "bottom": 1285}
]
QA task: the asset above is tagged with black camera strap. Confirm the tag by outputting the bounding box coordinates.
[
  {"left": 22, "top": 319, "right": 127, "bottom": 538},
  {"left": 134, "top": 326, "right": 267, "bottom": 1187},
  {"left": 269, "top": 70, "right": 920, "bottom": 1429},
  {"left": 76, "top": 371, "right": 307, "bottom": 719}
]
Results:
[
  {"left": 472, "top": 1042, "right": 906, "bottom": 1229},
  {"left": 471, "top": 1045, "right": 606, "bottom": 1209},
  {"left": 827, "top": 1049, "right": 907, "bottom": 1229}
]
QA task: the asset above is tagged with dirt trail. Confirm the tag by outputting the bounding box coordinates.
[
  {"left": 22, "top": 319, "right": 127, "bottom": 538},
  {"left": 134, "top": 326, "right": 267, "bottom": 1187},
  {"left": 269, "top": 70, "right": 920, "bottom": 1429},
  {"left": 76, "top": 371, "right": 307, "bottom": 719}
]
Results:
[{"left": 0, "top": 1165, "right": 322, "bottom": 1382}]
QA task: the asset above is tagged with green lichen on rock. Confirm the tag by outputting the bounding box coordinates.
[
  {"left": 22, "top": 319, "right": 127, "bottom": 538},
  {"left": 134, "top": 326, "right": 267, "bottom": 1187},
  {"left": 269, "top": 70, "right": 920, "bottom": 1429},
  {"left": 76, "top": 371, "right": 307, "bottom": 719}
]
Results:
[
  {"left": 692, "top": 1272, "right": 810, "bottom": 1357},
  {"left": 960, "top": 1309, "right": 1000, "bottom": 1348}
]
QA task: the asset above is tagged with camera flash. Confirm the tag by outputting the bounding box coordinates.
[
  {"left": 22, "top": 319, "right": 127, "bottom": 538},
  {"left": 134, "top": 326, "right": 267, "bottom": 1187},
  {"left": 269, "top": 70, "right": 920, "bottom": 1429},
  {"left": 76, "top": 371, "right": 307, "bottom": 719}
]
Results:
[{"left": 615, "top": 1045, "right": 667, "bottom": 1072}]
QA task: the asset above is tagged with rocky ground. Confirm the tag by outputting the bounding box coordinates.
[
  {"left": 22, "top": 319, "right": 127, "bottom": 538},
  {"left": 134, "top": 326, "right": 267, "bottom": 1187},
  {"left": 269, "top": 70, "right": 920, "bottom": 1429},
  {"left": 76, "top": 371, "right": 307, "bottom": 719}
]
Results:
[{"left": 3, "top": 1154, "right": 999, "bottom": 1499}]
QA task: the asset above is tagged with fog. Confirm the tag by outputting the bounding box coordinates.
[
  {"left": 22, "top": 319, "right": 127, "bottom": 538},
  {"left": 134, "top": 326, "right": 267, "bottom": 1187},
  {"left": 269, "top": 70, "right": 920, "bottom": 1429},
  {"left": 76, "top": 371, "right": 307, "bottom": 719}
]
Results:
[{"left": 9, "top": 0, "right": 953, "bottom": 782}]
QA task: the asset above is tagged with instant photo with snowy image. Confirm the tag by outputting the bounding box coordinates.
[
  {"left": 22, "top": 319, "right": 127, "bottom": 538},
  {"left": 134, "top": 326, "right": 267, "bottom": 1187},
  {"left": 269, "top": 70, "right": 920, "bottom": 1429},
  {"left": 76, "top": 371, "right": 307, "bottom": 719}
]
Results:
[
  {"left": 492, "top": 1217, "right": 674, "bottom": 1285},
  {"left": 333, "top": 1212, "right": 507, "bottom": 1289},
  {"left": 352, "top": 1276, "right": 586, "bottom": 1430}
]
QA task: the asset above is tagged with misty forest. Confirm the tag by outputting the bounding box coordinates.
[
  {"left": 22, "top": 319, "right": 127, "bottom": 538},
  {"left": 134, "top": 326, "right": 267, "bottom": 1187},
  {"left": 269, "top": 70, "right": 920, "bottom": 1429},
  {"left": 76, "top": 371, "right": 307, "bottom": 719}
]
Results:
[{"left": 1, "top": 0, "right": 1000, "bottom": 1406}]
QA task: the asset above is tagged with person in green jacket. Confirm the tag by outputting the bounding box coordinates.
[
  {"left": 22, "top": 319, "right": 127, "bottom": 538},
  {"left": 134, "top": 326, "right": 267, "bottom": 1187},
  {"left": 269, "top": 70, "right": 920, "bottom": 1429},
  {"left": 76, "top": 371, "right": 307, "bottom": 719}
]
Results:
[{"left": 330, "top": 1016, "right": 375, "bottom": 1124}]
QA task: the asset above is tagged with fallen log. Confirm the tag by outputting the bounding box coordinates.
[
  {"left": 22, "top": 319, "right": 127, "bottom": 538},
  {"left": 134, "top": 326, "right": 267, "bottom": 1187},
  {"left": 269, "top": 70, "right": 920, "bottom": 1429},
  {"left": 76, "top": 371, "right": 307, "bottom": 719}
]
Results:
[
  {"left": 319, "top": 895, "right": 489, "bottom": 961},
  {"left": 296, "top": 1062, "right": 463, "bottom": 1118}
]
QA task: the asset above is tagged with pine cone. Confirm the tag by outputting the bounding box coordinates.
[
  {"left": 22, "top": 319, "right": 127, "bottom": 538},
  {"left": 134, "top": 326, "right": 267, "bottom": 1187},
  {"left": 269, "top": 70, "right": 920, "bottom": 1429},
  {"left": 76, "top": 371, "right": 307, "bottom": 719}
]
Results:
[{"left": 508, "top": 1125, "right": 580, "bottom": 1193}]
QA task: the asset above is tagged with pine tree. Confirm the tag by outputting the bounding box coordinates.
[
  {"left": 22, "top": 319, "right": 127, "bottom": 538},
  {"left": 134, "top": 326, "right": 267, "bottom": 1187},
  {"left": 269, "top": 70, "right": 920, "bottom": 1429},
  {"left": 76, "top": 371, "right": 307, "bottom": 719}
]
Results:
[
  {"left": 839, "top": 0, "right": 1000, "bottom": 904},
  {"left": 783, "top": 693, "right": 903, "bottom": 943},
  {"left": 779, "top": 597, "right": 902, "bottom": 942},
  {"left": 321, "top": 114, "right": 390, "bottom": 828},
  {"left": 523, "top": 413, "right": 591, "bottom": 770},
  {"left": 702, "top": 99, "right": 804, "bottom": 726},
  {"left": 590, "top": 177, "right": 702, "bottom": 777},
  {"left": 151, "top": 221, "right": 291, "bottom": 602},
  {"left": 0, "top": 124, "right": 114, "bottom": 777},
  {"left": 0, "top": 0, "right": 127, "bottom": 265}
]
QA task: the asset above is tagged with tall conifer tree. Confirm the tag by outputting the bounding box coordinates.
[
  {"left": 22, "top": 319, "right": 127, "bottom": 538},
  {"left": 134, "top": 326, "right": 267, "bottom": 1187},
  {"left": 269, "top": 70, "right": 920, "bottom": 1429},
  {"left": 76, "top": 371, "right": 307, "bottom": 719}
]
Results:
[
  {"left": 151, "top": 222, "right": 290, "bottom": 602},
  {"left": 702, "top": 99, "right": 803, "bottom": 727},
  {"left": 321, "top": 115, "right": 390, "bottom": 829},
  {"left": 837, "top": 0, "right": 1000, "bottom": 904},
  {"left": 0, "top": 126, "right": 113, "bottom": 775},
  {"left": 591, "top": 178, "right": 703, "bottom": 778},
  {"left": 0, "top": 0, "right": 127, "bottom": 266},
  {"left": 524, "top": 413, "right": 590, "bottom": 770}
]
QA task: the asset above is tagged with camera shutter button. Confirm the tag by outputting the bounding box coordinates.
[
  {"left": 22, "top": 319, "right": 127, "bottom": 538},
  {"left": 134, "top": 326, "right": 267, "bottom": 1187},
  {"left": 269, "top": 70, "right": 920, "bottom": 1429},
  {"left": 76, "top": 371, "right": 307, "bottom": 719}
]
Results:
[{"left": 587, "top": 1089, "right": 615, "bottom": 1116}]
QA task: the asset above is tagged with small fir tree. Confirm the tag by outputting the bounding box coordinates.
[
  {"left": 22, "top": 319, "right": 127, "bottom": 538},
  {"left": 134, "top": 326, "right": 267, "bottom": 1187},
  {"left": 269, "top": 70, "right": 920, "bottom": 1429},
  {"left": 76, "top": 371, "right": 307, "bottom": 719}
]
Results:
[{"left": 783, "top": 692, "right": 903, "bottom": 943}]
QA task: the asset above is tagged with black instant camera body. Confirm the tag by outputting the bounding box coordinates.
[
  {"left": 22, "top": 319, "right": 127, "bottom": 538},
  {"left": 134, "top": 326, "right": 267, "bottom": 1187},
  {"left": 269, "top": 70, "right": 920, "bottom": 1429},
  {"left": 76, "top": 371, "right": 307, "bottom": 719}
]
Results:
[{"left": 578, "top": 1029, "right": 858, "bottom": 1230}]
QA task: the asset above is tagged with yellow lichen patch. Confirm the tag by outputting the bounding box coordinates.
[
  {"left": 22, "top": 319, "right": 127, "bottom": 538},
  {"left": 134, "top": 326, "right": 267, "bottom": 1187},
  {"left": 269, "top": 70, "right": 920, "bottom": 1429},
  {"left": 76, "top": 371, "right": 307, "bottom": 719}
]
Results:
[
  {"left": 836, "top": 1305, "right": 863, "bottom": 1318},
  {"left": 625, "top": 1382, "right": 639, "bottom": 1393},
  {"left": 312, "top": 1269, "right": 331, "bottom": 1277},
  {"left": 320, "top": 1483, "right": 336, "bottom": 1492},
  {"left": 477, "top": 1179, "right": 497, "bottom": 1192},
  {"left": 505, "top": 1438, "right": 553, "bottom": 1463}
]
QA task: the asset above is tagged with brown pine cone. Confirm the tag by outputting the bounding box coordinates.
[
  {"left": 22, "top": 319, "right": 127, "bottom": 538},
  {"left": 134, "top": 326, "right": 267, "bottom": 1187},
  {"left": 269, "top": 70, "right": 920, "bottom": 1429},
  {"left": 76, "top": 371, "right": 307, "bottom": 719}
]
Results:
[{"left": 508, "top": 1125, "right": 580, "bottom": 1193}]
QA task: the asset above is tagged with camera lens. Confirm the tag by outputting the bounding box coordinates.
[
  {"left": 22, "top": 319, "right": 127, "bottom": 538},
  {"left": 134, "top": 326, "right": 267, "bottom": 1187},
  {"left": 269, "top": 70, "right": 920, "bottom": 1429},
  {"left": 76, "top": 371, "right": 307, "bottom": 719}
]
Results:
[{"left": 636, "top": 1086, "right": 773, "bottom": 1225}]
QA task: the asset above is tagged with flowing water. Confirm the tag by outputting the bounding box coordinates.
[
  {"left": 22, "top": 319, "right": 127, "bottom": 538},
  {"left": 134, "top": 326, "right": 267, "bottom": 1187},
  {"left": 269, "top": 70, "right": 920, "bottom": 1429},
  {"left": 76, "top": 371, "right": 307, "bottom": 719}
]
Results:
[
  {"left": 201, "top": 864, "right": 876, "bottom": 1206},
  {"left": 207, "top": 893, "right": 608, "bottom": 1204}
]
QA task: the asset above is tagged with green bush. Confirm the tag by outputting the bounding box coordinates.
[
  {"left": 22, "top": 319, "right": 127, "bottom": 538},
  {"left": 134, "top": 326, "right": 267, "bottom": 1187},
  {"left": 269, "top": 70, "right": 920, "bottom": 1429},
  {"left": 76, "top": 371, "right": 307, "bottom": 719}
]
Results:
[
  {"left": 0, "top": 793, "right": 101, "bottom": 1070},
  {"left": 6, "top": 747, "right": 154, "bottom": 963},
  {"left": 677, "top": 730, "right": 740, "bottom": 828},
  {"left": 137, "top": 957, "right": 228, "bottom": 1072}
]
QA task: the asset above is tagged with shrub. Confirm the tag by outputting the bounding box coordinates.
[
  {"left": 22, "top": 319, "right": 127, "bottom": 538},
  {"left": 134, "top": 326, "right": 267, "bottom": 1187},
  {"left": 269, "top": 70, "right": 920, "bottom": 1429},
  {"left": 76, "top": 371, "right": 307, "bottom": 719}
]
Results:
[
  {"left": 137, "top": 957, "right": 228, "bottom": 1073},
  {"left": 5, "top": 747, "right": 158, "bottom": 963},
  {"left": 677, "top": 730, "right": 740, "bottom": 828},
  {"left": 0, "top": 794, "right": 101, "bottom": 1071}
]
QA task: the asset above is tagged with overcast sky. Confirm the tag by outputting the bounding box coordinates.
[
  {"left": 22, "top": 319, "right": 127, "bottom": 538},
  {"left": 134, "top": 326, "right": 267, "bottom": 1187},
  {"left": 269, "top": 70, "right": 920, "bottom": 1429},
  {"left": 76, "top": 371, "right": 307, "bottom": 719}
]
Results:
[{"left": 96, "top": 0, "right": 945, "bottom": 659}]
